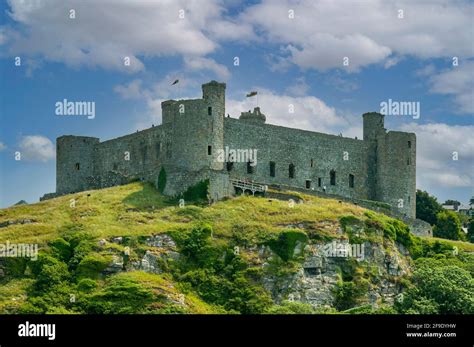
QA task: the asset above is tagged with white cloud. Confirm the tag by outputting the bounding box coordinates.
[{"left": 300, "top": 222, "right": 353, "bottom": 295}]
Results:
[
  {"left": 184, "top": 56, "right": 230, "bottom": 81},
  {"left": 0, "top": 142, "right": 6, "bottom": 151},
  {"left": 428, "top": 61, "right": 474, "bottom": 114},
  {"left": 18, "top": 135, "right": 55, "bottom": 162},
  {"left": 285, "top": 77, "right": 309, "bottom": 96},
  {"left": 3, "top": 0, "right": 234, "bottom": 73},
  {"left": 227, "top": 88, "right": 347, "bottom": 134},
  {"left": 241, "top": 0, "right": 474, "bottom": 71},
  {"left": 399, "top": 123, "right": 474, "bottom": 189}
]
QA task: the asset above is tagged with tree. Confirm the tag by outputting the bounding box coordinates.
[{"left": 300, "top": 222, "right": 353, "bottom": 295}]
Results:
[
  {"left": 469, "top": 196, "right": 474, "bottom": 206},
  {"left": 433, "top": 210, "right": 464, "bottom": 241},
  {"left": 468, "top": 218, "right": 474, "bottom": 243},
  {"left": 157, "top": 167, "right": 167, "bottom": 194},
  {"left": 416, "top": 190, "right": 442, "bottom": 225}
]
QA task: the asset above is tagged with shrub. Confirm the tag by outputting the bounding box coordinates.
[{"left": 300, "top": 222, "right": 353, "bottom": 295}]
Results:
[
  {"left": 76, "top": 253, "right": 112, "bottom": 279},
  {"left": 267, "top": 230, "right": 308, "bottom": 262},
  {"left": 157, "top": 167, "right": 167, "bottom": 193},
  {"left": 182, "top": 179, "right": 209, "bottom": 202}
]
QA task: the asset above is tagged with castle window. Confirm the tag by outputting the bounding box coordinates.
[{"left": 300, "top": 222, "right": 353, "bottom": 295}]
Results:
[
  {"left": 75, "top": 163, "right": 80, "bottom": 170},
  {"left": 330, "top": 170, "right": 336, "bottom": 185},
  {"left": 208, "top": 106, "right": 212, "bottom": 116},
  {"left": 269, "top": 161, "right": 276, "bottom": 177},
  {"left": 289, "top": 164, "right": 295, "bottom": 179},
  {"left": 318, "top": 178, "right": 322, "bottom": 187},
  {"left": 407, "top": 157, "right": 411, "bottom": 165},
  {"left": 247, "top": 161, "right": 254, "bottom": 174},
  {"left": 305, "top": 180, "right": 311, "bottom": 189},
  {"left": 156, "top": 142, "right": 161, "bottom": 158},
  {"left": 208, "top": 145, "right": 212, "bottom": 155},
  {"left": 408, "top": 141, "right": 411, "bottom": 148},
  {"left": 349, "top": 174, "right": 354, "bottom": 188},
  {"left": 408, "top": 196, "right": 411, "bottom": 204},
  {"left": 310, "top": 159, "right": 314, "bottom": 168},
  {"left": 226, "top": 161, "right": 233, "bottom": 171}
]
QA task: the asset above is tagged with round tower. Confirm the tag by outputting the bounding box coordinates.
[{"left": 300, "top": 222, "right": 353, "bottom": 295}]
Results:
[{"left": 202, "top": 81, "right": 226, "bottom": 171}]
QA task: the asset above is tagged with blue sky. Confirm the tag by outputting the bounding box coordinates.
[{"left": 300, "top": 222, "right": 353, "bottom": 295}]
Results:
[{"left": 0, "top": 0, "right": 473, "bottom": 208}]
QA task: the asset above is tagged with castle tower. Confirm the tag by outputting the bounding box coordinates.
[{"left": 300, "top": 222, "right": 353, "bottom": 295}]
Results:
[
  {"left": 202, "top": 81, "right": 226, "bottom": 171},
  {"left": 363, "top": 112, "right": 416, "bottom": 218},
  {"left": 56, "top": 135, "right": 99, "bottom": 194}
]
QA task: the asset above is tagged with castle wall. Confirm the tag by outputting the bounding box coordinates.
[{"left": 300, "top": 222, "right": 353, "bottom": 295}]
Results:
[
  {"left": 56, "top": 136, "right": 99, "bottom": 194},
  {"left": 223, "top": 118, "right": 370, "bottom": 200},
  {"left": 53, "top": 81, "right": 417, "bottom": 219}
]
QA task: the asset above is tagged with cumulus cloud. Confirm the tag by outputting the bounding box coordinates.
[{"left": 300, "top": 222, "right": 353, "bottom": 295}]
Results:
[
  {"left": 184, "top": 56, "right": 230, "bottom": 81},
  {"left": 241, "top": 0, "right": 474, "bottom": 71},
  {"left": 2, "top": 0, "right": 238, "bottom": 73},
  {"left": 227, "top": 88, "right": 348, "bottom": 134},
  {"left": 399, "top": 123, "right": 474, "bottom": 189},
  {"left": 18, "top": 135, "right": 55, "bottom": 162},
  {"left": 428, "top": 61, "right": 474, "bottom": 114}
]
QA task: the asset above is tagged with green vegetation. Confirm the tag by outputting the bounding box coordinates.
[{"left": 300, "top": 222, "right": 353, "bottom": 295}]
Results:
[
  {"left": 0, "top": 182, "right": 472, "bottom": 314},
  {"left": 416, "top": 189, "right": 442, "bottom": 225},
  {"left": 433, "top": 210, "right": 465, "bottom": 241},
  {"left": 157, "top": 167, "right": 167, "bottom": 194}
]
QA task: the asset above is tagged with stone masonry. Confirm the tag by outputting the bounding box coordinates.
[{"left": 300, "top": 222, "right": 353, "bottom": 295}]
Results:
[{"left": 46, "top": 81, "right": 417, "bottom": 219}]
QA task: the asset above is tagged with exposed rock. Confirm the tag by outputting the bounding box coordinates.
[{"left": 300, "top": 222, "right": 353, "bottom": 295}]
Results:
[
  {"left": 146, "top": 234, "right": 177, "bottom": 249},
  {"left": 103, "top": 255, "right": 124, "bottom": 274}
]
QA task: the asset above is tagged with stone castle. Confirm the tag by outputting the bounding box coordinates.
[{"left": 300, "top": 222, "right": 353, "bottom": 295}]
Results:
[{"left": 46, "top": 81, "right": 416, "bottom": 218}]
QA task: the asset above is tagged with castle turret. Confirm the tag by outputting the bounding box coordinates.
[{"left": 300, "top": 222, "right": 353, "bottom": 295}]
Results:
[
  {"left": 202, "top": 81, "right": 226, "bottom": 171},
  {"left": 363, "top": 112, "right": 416, "bottom": 218},
  {"left": 239, "top": 107, "right": 266, "bottom": 124},
  {"left": 56, "top": 135, "right": 99, "bottom": 194}
]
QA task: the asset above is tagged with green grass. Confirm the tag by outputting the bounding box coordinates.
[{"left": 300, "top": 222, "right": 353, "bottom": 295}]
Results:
[{"left": 0, "top": 182, "right": 370, "bottom": 246}]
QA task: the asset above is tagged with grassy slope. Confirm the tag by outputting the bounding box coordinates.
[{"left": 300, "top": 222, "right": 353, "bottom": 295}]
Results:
[
  {"left": 2, "top": 182, "right": 472, "bottom": 251},
  {"left": 1, "top": 182, "right": 472, "bottom": 314}
]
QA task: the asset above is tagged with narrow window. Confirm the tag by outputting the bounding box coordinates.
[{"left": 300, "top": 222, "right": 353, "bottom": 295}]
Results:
[
  {"left": 310, "top": 159, "right": 314, "bottom": 168},
  {"left": 75, "top": 163, "right": 80, "bottom": 170},
  {"left": 208, "top": 106, "right": 212, "bottom": 116},
  {"left": 226, "top": 161, "right": 233, "bottom": 171},
  {"left": 318, "top": 178, "right": 322, "bottom": 187},
  {"left": 349, "top": 174, "right": 354, "bottom": 188},
  {"left": 408, "top": 196, "right": 411, "bottom": 204},
  {"left": 330, "top": 170, "right": 336, "bottom": 185},
  {"left": 269, "top": 161, "right": 276, "bottom": 177},
  {"left": 305, "top": 180, "right": 311, "bottom": 189},
  {"left": 289, "top": 164, "right": 295, "bottom": 178},
  {"left": 408, "top": 141, "right": 411, "bottom": 148},
  {"left": 407, "top": 157, "right": 410, "bottom": 165},
  {"left": 208, "top": 145, "right": 212, "bottom": 155},
  {"left": 247, "top": 161, "right": 254, "bottom": 174}
]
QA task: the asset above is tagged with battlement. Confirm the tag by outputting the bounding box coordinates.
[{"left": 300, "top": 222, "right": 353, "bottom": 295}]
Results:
[{"left": 53, "top": 81, "right": 417, "bottom": 219}]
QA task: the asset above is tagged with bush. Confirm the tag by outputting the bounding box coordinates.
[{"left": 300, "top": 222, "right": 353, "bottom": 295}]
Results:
[
  {"left": 397, "top": 258, "right": 474, "bottom": 314},
  {"left": 267, "top": 230, "right": 308, "bottom": 262},
  {"left": 76, "top": 253, "right": 112, "bottom": 279},
  {"left": 82, "top": 276, "right": 154, "bottom": 314},
  {"left": 157, "top": 167, "right": 167, "bottom": 193},
  {"left": 182, "top": 179, "right": 209, "bottom": 202},
  {"left": 433, "top": 210, "right": 464, "bottom": 241}
]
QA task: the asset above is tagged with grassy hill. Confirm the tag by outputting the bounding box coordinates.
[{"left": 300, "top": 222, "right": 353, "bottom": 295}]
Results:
[{"left": 0, "top": 182, "right": 473, "bottom": 314}]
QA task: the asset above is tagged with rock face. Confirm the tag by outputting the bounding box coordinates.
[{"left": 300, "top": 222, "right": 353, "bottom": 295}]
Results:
[
  {"left": 131, "top": 234, "right": 180, "bottom": 274},
  {"left": 260, "top": 239, "right": 409, "bottom": 309},
  {"left": 104, "top": 229, "right": 410, "bottom": 311}
]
